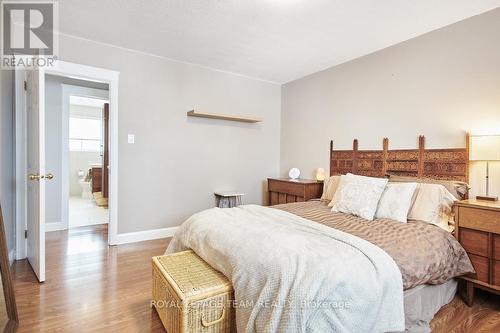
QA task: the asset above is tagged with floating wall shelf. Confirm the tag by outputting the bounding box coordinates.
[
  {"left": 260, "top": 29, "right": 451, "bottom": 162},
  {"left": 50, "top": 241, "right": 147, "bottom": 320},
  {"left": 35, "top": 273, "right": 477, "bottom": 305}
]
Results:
[{"left": 187, "top": 110, "right": 262, "bottom": 123}]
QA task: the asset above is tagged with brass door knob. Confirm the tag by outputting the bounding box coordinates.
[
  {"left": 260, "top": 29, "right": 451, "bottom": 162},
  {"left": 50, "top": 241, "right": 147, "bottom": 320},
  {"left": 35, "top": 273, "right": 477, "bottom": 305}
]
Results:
[
  {"left": 28, "top": 174, "right": 41, "bottom": 181},
  {"left": 45, "top": 173, "right": 54, "bottom": 180}
]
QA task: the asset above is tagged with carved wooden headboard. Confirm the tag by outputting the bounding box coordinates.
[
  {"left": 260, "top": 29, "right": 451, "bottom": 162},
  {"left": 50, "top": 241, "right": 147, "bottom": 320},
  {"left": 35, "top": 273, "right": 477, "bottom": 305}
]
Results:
[{"left": 330, "top": 134, "right": 469, "bottom": 182}]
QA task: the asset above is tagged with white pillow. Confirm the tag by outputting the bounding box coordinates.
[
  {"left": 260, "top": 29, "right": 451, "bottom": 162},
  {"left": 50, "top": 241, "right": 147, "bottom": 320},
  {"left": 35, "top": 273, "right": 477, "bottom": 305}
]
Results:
[
  {"left": 375, "top": 183, "right": 418, "bottom": 223},
  {"left": 330, "top": 173, "right": 388, "bottom": 221},
  {"left": 408, "top": 183, "right": 457, "bottom": 231}
]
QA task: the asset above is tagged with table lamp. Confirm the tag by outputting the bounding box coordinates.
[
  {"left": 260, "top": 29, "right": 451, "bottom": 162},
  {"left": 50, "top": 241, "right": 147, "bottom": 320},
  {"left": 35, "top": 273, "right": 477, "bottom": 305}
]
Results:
[
  {"left": 470, "top": 134, "right": 500, "bottom": 201},
  {"left": 315, "top": 168, "right": 326, "bottom": 182}
]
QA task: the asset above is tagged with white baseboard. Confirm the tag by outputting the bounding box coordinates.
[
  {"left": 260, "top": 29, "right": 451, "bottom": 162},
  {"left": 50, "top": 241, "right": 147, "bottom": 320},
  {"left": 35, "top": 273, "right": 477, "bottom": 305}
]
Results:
[
  {"left": 46, "top": 221, "right": 66, "bottom": 232},
  {"left": 8, "top": 249, "right": 15, "bottom": 266},
  {"left": 113, "top": 226, "right": 178, "bottom": 245}
]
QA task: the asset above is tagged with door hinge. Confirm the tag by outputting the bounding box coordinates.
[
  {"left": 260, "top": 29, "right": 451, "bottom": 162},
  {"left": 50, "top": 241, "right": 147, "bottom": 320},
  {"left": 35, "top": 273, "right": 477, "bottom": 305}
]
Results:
[
  {"left": 24, "top": 80, "right": 27, "bottom": 91},
  {"left": 24, "top": 229, "right": 27, "bottom": 239}
]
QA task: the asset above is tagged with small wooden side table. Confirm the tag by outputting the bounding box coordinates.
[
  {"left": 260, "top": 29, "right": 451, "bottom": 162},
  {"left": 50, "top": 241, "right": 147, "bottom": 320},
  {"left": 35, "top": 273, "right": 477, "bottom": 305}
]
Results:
[{"left": 214, "top": 191, "right": 245, "bottom": 208}]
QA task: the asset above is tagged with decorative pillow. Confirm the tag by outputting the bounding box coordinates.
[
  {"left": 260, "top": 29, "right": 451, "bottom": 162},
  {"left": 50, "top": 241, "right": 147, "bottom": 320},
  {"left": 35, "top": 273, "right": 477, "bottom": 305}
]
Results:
[
  {"left": 388, "top": 175, "right": 469, "bottom": 200},
  {"left": 408, "top": 183, "right": 457, "bottom": 231},
  {"left": 375, "top": 182, "right": 418, "bottom": 223},
  {"left": 320, "top": 175, "right": 341, "bottom": 202},
  {"left": 330, "top": 173, "right": 388, "bottom": 221},
  {"left": 327, "top": 175, "right": 344, "bottom": 207}
]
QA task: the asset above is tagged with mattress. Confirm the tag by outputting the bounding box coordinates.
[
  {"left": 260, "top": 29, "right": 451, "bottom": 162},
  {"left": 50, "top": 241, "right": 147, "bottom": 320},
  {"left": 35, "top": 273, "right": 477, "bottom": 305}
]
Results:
[{"left": 275, "top": 200, "right": 473, "bottom": 289}]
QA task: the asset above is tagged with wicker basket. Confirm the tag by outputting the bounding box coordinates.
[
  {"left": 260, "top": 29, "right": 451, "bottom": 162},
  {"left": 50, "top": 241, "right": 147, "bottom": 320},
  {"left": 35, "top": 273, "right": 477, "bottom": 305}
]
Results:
[{"left": 152, "top": 250, "right": 235, "bottom": 333}]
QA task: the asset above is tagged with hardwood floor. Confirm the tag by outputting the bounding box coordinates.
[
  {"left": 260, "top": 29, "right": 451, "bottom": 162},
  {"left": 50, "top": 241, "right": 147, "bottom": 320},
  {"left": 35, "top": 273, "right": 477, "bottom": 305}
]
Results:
[
  {"left": 431, "top": 288, "right": 500, "bottom": 332},
  {"left": 10, "top": 224, "right": 500, "bottom": 332},
  {"left": 12, "top": 224, "right": 170, "bottom": 332}
]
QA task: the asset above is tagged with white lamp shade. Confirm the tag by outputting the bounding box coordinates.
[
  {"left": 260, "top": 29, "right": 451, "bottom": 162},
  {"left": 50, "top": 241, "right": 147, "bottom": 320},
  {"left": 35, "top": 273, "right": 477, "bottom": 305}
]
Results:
[{"left": 470, "top": 135, "right": 500, "bottom": 161}]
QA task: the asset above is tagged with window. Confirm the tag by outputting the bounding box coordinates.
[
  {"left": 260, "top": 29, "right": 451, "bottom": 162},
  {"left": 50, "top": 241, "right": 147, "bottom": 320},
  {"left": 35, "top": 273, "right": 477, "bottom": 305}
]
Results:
[{"left": 69, "top": 117, "right": 102, "bottom": 152}]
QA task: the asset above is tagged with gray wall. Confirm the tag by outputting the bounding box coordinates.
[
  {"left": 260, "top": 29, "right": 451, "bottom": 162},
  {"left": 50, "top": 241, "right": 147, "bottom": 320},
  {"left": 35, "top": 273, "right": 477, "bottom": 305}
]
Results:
[
  {"left": 0, "top": 69, "right": 15, "bottom": 253},
  {"left": 281, "top": 8, "right": 500, "bottom": 199},
  {"left": 57, "top": 34, "right": 282, "bottom": 234}
]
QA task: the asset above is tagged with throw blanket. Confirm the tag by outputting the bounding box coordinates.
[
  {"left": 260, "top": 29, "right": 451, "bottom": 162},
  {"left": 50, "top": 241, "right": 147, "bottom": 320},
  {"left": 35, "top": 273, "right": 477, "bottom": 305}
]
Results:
[{"left": 167, "top": 205, "right": 404, "bottom": 333}]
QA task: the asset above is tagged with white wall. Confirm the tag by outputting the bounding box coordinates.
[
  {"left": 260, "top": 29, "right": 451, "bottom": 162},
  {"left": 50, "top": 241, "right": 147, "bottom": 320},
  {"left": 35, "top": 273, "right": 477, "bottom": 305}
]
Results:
[
  {"left": 70, "top": 104, "right": 102, "bottom": 118},
  {"left": 0, "top": 68, "right": 15, "bottom": 253},
  {"left": 281, "top": 8, "right": 500, "bottom": 199},
  {"left": 57, "top": 34, "right": 281, "bottom": 234}
]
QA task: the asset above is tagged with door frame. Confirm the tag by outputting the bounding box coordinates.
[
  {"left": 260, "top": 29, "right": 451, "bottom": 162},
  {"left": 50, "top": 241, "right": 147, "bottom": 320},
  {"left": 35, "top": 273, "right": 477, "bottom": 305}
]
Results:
[{"left": 15, "top": 61, "right": 120, "bottom": 253}]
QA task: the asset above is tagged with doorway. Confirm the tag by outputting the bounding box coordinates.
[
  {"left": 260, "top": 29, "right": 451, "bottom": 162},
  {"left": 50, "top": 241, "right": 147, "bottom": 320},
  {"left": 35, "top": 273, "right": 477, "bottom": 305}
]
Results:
[
  {"left": 15, "top": 61, "right": 119, "bottom": 282},
  {"left": 44, "top": 75, "right": 111, "bottom": 234},
  {"left": 44, "top": 74, "right": 110, "bottom": 233}
]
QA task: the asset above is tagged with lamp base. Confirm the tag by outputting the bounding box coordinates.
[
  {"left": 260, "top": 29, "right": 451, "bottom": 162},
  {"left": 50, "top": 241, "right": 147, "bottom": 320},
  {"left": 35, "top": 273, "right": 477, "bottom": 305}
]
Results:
[{"left": 476, "top": 195, "right": 498, "bottom": 202}]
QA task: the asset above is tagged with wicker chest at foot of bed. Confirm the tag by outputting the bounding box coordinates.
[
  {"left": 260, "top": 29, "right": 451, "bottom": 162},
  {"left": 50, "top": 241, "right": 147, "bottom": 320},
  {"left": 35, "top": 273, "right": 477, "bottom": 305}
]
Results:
[{"left": 152, "top": 250, "right": 235, "bottom": 333}]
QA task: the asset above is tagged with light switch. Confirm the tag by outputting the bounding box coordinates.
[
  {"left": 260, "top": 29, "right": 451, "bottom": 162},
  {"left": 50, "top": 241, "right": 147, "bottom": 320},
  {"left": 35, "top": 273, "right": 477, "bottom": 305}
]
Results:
[{"left": 128, "top": 134, "right": 135, "bottom": 144}]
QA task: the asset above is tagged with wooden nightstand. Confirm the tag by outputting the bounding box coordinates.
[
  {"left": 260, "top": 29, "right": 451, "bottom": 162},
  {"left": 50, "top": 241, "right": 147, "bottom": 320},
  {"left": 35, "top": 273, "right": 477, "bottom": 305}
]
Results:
[
  {"left": 454, "top": 199, "right": 500, "bottom": 306},
  {"left": 267, "top": 178, "right": 323, "bottom": 206}
]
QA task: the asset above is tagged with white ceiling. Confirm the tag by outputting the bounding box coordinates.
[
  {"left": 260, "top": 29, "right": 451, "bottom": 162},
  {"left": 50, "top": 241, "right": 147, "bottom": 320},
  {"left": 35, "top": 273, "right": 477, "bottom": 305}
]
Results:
[{"left": 58, "top": 0, "right": 500, "bottom": 83}]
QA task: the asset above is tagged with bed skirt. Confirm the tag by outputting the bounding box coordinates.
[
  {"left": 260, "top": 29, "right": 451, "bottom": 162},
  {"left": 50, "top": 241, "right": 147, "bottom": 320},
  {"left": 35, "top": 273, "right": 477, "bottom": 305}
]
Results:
[{"left": 403, "top": 279, "right": 457, "bottom": 333}]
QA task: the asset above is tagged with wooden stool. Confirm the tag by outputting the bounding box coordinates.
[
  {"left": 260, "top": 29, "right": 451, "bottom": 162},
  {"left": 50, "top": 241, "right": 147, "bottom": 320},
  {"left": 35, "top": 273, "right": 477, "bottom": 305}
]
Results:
[{"left": 214, "top": 191, "right": 244, "bottom": 208}]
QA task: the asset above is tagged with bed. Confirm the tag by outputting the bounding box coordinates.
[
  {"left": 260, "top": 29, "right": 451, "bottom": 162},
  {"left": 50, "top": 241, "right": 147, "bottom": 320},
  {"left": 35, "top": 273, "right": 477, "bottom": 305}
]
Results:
[
  {"left": 166, "top": 135, "right": 475, "bottom": 333},
  {"left": 276, "top": 200, "right": 470, "bottom": 332}
]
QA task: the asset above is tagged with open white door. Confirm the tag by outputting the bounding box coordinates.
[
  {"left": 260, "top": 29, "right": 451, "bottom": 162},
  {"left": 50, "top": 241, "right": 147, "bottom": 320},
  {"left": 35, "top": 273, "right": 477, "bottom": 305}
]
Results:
[{"left": 26, "top": 68, "right": 46, "bottom": 282}]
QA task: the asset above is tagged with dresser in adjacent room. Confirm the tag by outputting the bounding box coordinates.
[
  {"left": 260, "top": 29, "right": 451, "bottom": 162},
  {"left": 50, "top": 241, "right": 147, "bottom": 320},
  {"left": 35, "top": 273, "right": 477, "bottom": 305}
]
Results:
[{"left": 91, "top": 166, "right": 102, "bottom": 193}]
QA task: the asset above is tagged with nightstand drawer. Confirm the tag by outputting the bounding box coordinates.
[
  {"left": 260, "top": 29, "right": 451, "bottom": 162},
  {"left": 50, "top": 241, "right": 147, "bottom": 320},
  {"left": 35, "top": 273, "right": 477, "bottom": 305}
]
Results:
[
  {"left": 267, "top": 178, "right": 323, "bottom": 206},
  {"left": 494, "top": 261, "right": 500, "bottom": 285},
  {"left": 468, "top": 253, "right": 489, "bottom": 283},
  {"left": 268, "top": 180, "right": 305, "bottom": 197},
  {"left": 459, "top": 207, "right": 500, "bottom": 234},
  {"left": 459, "top": 228, "right": 489, "bottom": 257},
  {"left": 494, "top": 235, "right": 500, "bottom": 261}
]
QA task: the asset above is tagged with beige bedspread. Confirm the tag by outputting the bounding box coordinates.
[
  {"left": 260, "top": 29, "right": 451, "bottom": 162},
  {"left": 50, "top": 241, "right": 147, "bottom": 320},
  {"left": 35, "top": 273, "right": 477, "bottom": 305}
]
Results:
[{"left": 275, "top": 201, "right": 474, "bottom": 290}]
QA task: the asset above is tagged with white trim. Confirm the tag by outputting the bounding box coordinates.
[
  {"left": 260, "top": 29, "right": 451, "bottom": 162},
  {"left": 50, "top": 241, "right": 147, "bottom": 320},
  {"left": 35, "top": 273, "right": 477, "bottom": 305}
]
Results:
[
  {"left": 45, "top": 61, "right": 120, "bottom": 245},
  {"left": 14, "top": 68, "right": 27, "bottom": 260},
  {"left": 61, "top": 86, "right": 69, "bottom": 230},
  {"left": 114, "top": 227, "right": 178, "bottom": 245},
  {"left": 58, "top": 32, "right": 280, "bottom": 85},
  {"left": 8, "top": 250, "right": 15, "bottom": 266},
  {"left": 45, "top": 221, "right": 65, "bottom": 232},
  {"left": 61, "top": 84, "right": 109, "bottom": 230}
]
